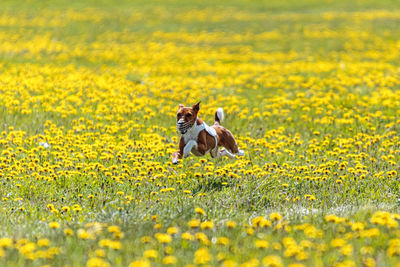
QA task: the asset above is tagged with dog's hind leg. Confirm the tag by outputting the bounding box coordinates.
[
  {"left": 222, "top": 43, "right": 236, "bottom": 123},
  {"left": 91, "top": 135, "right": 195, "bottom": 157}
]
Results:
[
  {"left": 220, "top": 148, "right": 236, "bottom": 159},
  {"left": 222, "top": 138, "right": 245, "bottom": 157},
  {"left": 218, "top": 129, "right": 241, "bottom": 154}
]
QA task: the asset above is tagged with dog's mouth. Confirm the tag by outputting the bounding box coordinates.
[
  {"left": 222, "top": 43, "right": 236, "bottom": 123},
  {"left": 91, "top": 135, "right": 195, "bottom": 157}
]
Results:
[{"left": 176, "top": 121, "right": 194, "bottom": 134}]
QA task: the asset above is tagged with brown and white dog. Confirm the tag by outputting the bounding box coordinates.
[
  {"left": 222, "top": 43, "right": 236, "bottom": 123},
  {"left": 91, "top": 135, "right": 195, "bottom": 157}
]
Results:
[{"left": 172, "top": 102, "right": 244, "bottom": 164}]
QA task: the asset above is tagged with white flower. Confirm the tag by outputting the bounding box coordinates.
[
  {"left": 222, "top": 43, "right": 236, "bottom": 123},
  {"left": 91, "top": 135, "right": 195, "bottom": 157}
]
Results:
[{"left": 38, "top": 142, "right": 50, "bottom": 148}]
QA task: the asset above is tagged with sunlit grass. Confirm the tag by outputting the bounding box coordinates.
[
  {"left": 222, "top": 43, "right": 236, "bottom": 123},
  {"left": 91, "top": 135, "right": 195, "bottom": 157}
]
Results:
[{"left": 0, "top": 0, "right": 400, "bottom": 266}]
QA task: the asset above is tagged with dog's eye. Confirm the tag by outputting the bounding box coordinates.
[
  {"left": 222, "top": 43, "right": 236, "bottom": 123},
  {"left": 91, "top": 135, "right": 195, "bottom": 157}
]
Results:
[{"left": 177, "top": 113, "right": 182, "bottom": 117}]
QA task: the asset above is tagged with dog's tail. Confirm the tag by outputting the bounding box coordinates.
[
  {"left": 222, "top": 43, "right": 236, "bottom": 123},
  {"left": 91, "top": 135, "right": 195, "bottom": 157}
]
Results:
[{"left": 214, "top": 108, "right": 224, "bottom": 125}]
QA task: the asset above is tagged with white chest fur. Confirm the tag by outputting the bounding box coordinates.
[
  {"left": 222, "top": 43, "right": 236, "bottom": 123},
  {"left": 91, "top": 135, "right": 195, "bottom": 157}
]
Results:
[
  {"left": 181, "top": 121, "right": 204, "bottom": 157},
  {"left": 183, "top": 123, "right": 202, "bottom": 144}
]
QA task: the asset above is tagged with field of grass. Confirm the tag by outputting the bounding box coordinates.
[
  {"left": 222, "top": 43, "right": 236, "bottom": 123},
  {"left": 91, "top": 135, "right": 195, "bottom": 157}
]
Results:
[{"left": 1, "top": 0, "right": 400, "bottom": 266}]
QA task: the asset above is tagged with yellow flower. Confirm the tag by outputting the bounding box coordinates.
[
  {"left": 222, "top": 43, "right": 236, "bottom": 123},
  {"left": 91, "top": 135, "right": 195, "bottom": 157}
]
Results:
[
  {"left": 226, "top": 221, "right": 237, "bottom": 228},
  {"left": 262, "top": 255, "right": 283, "bottom": 267},
  {"left": 255, "top": 240, "right": 269, "bottom": 248},
  {"left": 188, "top": 219, "right": 200, "bottom": 228},
  {"left": 272, "top": 242, "right": 282, "bottom": 250},
  {"left": 0, "top": 238, "right": 12, "bottom": 248},
  {"left": 143, "top": 249, "right": 158, "bottom": 259},
  {"left": 269, "top": 213, "right": 283, "bottom": 221},
  {"left": 200, "top": 220, "right": 214, "bottom": 230},
  {"left": 222, "top": 260, "right": 238, "bottom": 267},
  {"left": 240, "top": 258, "right": 259, "bottom": 267},
  {"left": 48, "top": 222, "right": 60, "bottom": 229},
  {"left": 155, "top": 233, "right": 172, "bottom": 244},
  {"left": 351, "top": 222, "right": 364, "bottom": 231},
  {"left": 95, "top": 249, "right": 105, "bottom": 258},
  {"left": 246, "top": 228, "right": 255, "bottom": 235},
  {"left": 61, "top": 206, "right": 70, "bottom": 212},
  {"left": 37, "top": 238, "right": 50, "bottom": 247},
  {"left": 299, "top": 240, "right": 313, "bottom": 249},
  {"left": 331, "top": 238, "right": 346, "bottom": 248},
  {"left": 78, "top": 229, "right": 95, "bottom": 240},
  {"left": 182, "top": 232, "right": 194, "bottom": 241},
  {"left": 251, "top": 216, "right": 271, "bottom": 227},
  {"left": 108, "top": 226, "right": 121, "bottom": 233},
  {"left": 163, "top": 256, "right": 177, "bottom": 265},
  {"left": 128, "top": 260, "right": 150, "bottom": 267},
  {"left": 167, "top": 227, "right": 178, "bottom": 235},
  {"left": 360, "top": 228, "right": 380, "bottom": 238},
  {"left": 340, "top": 244, "right": 353, "bottom": 256},
  {"left": 217, "top": 237, "right": 230, "bottom": 246},
  {"left": 195, "top": 232, "right": 210, "bottom": 245},
  {"left": 99, "top": 239, "right": 112, "bottom": 248},
  {"left": 87, "top": 257, "right": 110, "bottom": 267},
  {"left": 334, "top": 260, "right": 356, "bottom": 267},
  {"left": 195, "top": 207, "right": 206, "bottom": 215},
  {"left": 109, "top": 241, "right": 122, "bottom": 250},
  {"left": 64, "top": 228, "right": 74, "bottom": 236},
  {"left": 18, "top": 242, "right": 36, "bottom": 254},
  {"left": 113, "top": 231, "right": 124, "bottom": 239},
  {"left": 164, "top": 246, "right": 173, "bottom": 254},
  {"left": 217, "top": 252, "right": 226, "bottom": 261},
  {"left": 72, "top": 204, "right": 82, "bottom": 212},
  {"left": 141, "top": 236, "right": 151, "bottom": 243},
  {"left": 363, "top": 257, "right": 375, "bottom": 267},
  {"left": 360, "top": 246, "right": 373, "bottom": 255},
  {"left": 295, "top": 250, "right": 308, "bottom": 261},
  {"left": 194, "top": 247, "right": 211, "bottom": 265},
  {"left": 325, "top": 214, "right": 345, "bottom": 224}
]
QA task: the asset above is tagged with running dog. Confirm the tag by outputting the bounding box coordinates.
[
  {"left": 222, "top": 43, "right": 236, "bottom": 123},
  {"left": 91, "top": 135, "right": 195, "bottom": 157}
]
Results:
[{"left": 172, "top": 102, "right": 244, "bottom": 164}]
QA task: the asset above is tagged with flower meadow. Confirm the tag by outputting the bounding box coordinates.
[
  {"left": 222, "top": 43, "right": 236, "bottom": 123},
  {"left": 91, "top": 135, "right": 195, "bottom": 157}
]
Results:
[{"left": 1, "top": 0, "right": 400, "bottom": 266}]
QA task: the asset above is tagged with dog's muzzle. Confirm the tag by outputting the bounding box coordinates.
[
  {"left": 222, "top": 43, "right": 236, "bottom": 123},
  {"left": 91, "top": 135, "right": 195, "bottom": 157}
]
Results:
[{"left": 176, "top": 120, "right": 193, "bottom": 134}]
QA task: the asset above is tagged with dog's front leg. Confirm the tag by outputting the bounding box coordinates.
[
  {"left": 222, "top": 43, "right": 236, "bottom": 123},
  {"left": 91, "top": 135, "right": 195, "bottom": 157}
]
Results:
[
  {"left": 196, "top": 143, "right": 207, "bottom": 155},
  {"left": 237, "top": 149, "right": 245, "bottom": 156},
  {"left": 183, "top": 140, "right": 197, "bottom": 157},
  {"left": 196, "top": 131, "right": 208, "bottom": 156},
  {"left": 172, "top": 137, "right": 185, "bottom": 164}
]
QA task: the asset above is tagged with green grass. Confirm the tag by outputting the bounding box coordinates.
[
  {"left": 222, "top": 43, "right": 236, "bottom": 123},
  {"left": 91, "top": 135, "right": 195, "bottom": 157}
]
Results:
[{"left": 0, "top": 0, "right": 400, "bottom": 266}]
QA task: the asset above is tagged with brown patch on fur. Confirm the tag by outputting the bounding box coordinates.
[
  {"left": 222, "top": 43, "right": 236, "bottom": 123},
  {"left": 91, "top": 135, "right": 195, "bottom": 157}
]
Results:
[
  {"left": 214, "top": 111, "right": 221, "bottom": 125},
  {"left": 176, "top": 106, "right": 197, "bottom": 125},
  {"left": 212, "top": 125, "right": 239, "bottom": 154}
]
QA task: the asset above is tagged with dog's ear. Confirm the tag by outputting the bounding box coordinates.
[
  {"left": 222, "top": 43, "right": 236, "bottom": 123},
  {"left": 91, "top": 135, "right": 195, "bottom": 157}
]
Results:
[
  {"left": 192, "top": 101, "right": 200, "bottom": 113},
  {"left": 178, "top": 104, "right": 184, "bottom": 109}
]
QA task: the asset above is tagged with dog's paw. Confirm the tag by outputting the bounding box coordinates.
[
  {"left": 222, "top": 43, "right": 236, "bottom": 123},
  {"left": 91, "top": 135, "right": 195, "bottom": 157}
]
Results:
[
  {"left": 183, "top": 146, "right": 190, "bottom": 157},
  {"left": 237, "top": 150, "right": 245, "bottom": 156},
  {"left": 172, "top": 159, "right": 179, "bottom": 164},
  {"left": 183, "top": 150, "right": 191, "bottom": 158}
]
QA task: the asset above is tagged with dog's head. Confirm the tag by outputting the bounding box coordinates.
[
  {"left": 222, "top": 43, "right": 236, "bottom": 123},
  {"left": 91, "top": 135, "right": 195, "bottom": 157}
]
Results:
[{"left": 176, "top": 102, "right": 200, "bottom": 134}]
